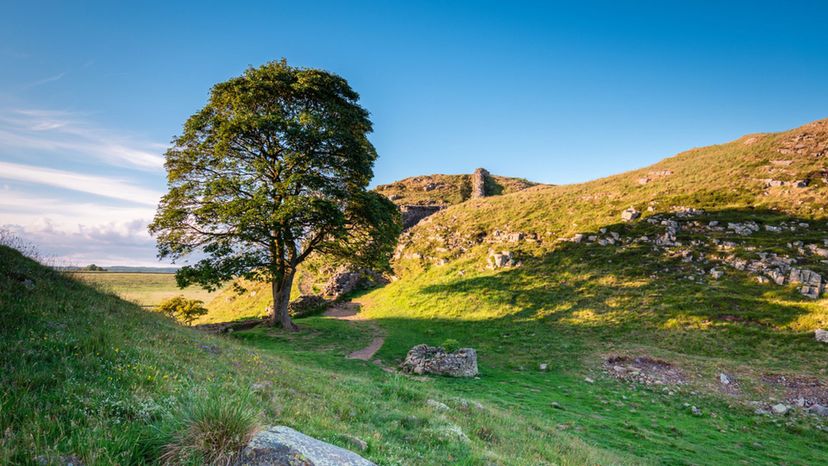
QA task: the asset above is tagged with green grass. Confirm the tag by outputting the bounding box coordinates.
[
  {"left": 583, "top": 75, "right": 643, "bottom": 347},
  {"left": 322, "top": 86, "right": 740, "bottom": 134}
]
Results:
[
  {"left": 70, "top": 272, "right": 219, "bottom": 309},
  {"left": 6, "top": 119, "right": 828, "bottom": 464},
  {"left": 1, "top": 245, "right": 626, "bottom": 465},
  {"left": 195, "top": 119, "right": 828, "bottom": 464}
]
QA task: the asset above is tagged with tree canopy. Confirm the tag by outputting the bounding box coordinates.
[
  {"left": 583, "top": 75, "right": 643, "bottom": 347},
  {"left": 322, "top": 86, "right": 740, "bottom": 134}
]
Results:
[{"left": 149, "top": 60, "right": 401, "bottom": 329}]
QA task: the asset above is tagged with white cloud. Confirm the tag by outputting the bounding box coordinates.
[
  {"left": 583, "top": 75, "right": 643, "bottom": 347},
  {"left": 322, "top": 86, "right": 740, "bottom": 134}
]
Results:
[
  {"left": 0, "top": 108, "right": 165, "bottom": 169},
  {"left": 0, "top": 161, "right": 162, "bottom": 206},
  {"left": 22, "top": 72, "right": 66, "bottom": 89}
]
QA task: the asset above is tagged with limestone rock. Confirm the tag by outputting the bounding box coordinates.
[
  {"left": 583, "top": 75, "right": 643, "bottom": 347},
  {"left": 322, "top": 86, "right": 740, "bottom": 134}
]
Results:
[
  {"left": 771, "top": 403, "right": 789, "bottom": 415},
  {"left": 815, "top": 329, "right": 828, "bottom": 343},
  {"left": 234, "top": 426, "right": 375, "bottom": 466},
  {"left": 789, "top": 268, "right": 823, "bottom": 298},
  {"left": 621, "top": 208, "right": 641, "bottom": 222},
  {"left": 487, "top": 251, "right": 514, "bottom": 269},
  {"left": 471, "top": 168, "right": 490, "bottom": 199},
  {"left": 400, "top": 344, "right": 478, "bottom": 377}
]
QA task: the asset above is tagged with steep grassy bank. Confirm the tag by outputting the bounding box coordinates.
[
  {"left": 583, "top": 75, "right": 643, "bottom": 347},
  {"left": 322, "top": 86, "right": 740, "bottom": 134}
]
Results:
[{"left": 0, "top": 245, "right": 625, "bottom": 465}]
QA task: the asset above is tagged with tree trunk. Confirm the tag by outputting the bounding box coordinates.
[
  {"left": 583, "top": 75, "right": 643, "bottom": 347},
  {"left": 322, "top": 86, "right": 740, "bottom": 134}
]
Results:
[{"left": 270, "top": 271, "right": 298, "bottom": 331}]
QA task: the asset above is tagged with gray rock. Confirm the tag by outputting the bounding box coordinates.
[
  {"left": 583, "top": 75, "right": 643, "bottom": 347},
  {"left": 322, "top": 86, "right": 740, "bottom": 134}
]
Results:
[
  {"left": 789, "top": 268, "right": 823, "bottom": 298},
  {"left": 719, "top": 373, "right": 731, "bottom": 385},
  {"left": 815, "top": 329, "right": 828, "bottom": 343},
  {"left": 621, "top": 208, "right": 641, "bottom": 222},
  {"left": 426, "top": 399, "right": 450, "bottom": 411},
  {"left": 400, "top": 344, "right": 478, "bottom": 377},
  {"left": 710, "top": 269, "right": 724, "bottom": 279},
  {"left": 771, "top": 403, "right": 789, "bottom": 415},
  {"left": 234, "top": 426, "right": 375, "bottom": 466},
  {"left": 539, "top": 363, "right": 549, "bottom": 372},
  {"left": 808, "top": 404, "right": 828, "bottom": 417},
  {"left": 487, "top": 251, "right": 514, "bottom": 269}
]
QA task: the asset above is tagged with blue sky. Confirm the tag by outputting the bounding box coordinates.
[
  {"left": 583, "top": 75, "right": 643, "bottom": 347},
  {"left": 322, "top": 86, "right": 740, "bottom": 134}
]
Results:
[{"left": 1, "top": 1, "right": 827, "bottom": 265}]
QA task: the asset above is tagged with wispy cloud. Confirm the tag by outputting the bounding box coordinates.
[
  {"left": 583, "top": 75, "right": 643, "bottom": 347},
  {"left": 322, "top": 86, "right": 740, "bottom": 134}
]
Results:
[
  {"left": 0, "top": 108, "right": 165, "bottom": 169},
  {"left": 22, "top": 72, "right": 66, "bottom": 89},
  {"left": 0, "top": 161, "right": 162, "bottom": 206}
]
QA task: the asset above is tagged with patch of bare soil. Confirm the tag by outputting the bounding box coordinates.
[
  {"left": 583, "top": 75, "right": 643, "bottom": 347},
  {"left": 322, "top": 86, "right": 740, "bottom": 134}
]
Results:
[
  {"left": 604, "top": 355, "right": 685, "bottom": 386},
  {"left": 324, "top": 302, "right": 385, "bottom": 361},
  {"left": 762, "top": 374, "right": 828, "bottom": 408}
]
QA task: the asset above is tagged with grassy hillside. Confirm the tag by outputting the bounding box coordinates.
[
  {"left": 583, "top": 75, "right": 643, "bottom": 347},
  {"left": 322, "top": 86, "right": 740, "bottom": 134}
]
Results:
[
  {"left": 0, "top": 245, "right": 627, "bottom": 465},
  {"left": 376, "top": 173, "right": 538, "bottom": 206},
  {"left": 354, "top": 119, "right": 828, "bottom": 463}
]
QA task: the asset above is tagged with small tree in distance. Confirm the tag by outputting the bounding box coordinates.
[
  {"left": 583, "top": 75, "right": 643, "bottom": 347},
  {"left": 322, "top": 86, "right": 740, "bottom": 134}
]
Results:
[
  {"left": 150, "top": 60, "right": 401, "bottom": 331},
  {"left": 157, "top": 296, "right": 208, "bottom": 326}
]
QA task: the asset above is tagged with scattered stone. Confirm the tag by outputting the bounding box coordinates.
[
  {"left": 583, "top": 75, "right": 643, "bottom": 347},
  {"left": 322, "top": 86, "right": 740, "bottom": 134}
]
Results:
[
  {"left": 234, "top": 426, "right": 375, "bottom": 466},
  {"left": 539, "top": 363, "right": 549, "bottom": 372},
  {"left": 771, "top": 403, "right": 789, "bottom": 415},
  {"left": 584, "top": 377, "right": 595, "bottom": 384},
  {"left": 719, "top": 373, "right": 732, "bottom": 385},
  {"left": 400, "top": 344, "right": 479, "bottom": 377},
  {"left": 815, "top": 329, "right": 828, "bottom": 344},
  {"left": 621, "top": 208, "right": 641, "bottom": 222},
  {"left": 809, "top": 404, "right": 828, "bottom": 417},
  {"left": 339, "top": 435, "right": 368, "bottom": 452},
  {"left": 691, "top": 406, "right": 702, "bottom": 416},
  {"left": 550, "top": 401, "right": 564, "bottom": 410},
  {"left": 710, "top": 269, "right": 724, "bottom": 279},
  {"left": 487, "top": 250, "right": 514, "bottom": 269},
  {"left": 570, "top": 233, "right": 584, "bottom": 243},
  {"left": 604, "top": 355, "right": 685, "bottom": 385},
  {"left": 426, "top": 399, "right": 450, "bottom": 411},
  {"left": 789, "top": 268, "right": 823, "bottom": 298}
]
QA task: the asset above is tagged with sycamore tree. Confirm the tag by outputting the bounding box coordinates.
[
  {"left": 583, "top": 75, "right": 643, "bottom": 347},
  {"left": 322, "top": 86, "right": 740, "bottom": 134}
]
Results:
[{"left": 149, "top": 60, "right": 401, "bottom": 330}]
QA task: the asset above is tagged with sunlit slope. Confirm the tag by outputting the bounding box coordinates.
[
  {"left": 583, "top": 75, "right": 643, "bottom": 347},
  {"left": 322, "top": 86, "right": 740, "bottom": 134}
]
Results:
[{"left": 395, "top": 119, "right": 828, "bottom": 268}]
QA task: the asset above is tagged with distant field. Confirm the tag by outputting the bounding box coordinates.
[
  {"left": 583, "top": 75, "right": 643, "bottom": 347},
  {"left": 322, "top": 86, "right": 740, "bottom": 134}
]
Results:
[{"left": 68, "top": 272, "right": 219, "bottom": 308}]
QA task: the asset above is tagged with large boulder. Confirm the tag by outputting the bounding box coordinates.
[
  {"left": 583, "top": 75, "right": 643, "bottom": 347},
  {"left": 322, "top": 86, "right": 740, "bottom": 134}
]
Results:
[
  {"left": 234, "top": 426, "right": 375, "bottom": 466},
  {"left": 400, "top": 344, "right": 478, "bottom": 377}
]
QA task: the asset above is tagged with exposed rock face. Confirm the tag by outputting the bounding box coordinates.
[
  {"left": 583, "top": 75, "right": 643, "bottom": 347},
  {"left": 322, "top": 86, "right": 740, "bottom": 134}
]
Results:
[
  {"left": 322, "top": 268, "right": 388, "bottom": 300},
  {"left": 621, "top": 208, "right": 641, "bottom": 222},
  {"left": 234, "top": 426, "right": 375, "bottom": 466},
  {"left": 400, "top": 344, "right": 478, "bottom": 377},
  {"left": 399, "top": 205, "right": 443, "bottom": 229},
  {"left": 471, "top": 168, "right": 490, "bottom": 199},
  {"left": 288, "top": 295, "right": 329, "bottom": 318}
]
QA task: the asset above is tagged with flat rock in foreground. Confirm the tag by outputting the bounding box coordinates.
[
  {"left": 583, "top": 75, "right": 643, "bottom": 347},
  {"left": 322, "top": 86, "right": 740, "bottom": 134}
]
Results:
[
  {"left": 400, "top": 344, "right": 478, "bottom": 377},
  {"left": 234, "top": 426, "right": 375, "bottom": 466}
]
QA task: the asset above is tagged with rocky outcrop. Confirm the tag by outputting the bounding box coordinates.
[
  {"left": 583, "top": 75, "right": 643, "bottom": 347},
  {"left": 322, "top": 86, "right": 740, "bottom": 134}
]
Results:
[
  {"left": 322, "top": 268, "right": 388, "bottom": 300},
  {"left": 288, "top": 295, "right": 329, "bottom": 318},
  {"left": 399, "top": 205, "right": 443, "bottom": 229},
  {"left": 234, "top": 426, "right": 375, "bottom": 466},
  {"left": 471, "top": 168, "right": 490, "bottom": 199},
  {"left": 789, "top": 269, "right": 824, "bottom": 299},
  {"left": 400, "top": 344, "right": 478, "bottom": 377}
]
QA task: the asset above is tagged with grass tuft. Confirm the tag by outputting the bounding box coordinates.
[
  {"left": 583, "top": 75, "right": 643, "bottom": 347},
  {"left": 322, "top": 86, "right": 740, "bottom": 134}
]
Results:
[{"left": 159, "top": 394, "right": 259, "bottom": 466}]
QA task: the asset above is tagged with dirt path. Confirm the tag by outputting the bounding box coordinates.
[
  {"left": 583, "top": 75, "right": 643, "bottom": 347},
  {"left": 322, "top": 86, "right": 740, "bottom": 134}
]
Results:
[{"left": 323, "top": 302, "right": 385, "bottom": 360}]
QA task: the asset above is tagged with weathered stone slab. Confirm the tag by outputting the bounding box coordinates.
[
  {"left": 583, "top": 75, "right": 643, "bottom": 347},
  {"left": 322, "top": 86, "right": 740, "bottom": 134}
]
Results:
[{"left": 234, "top": 426, "right": 375, "bottom": 466}]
